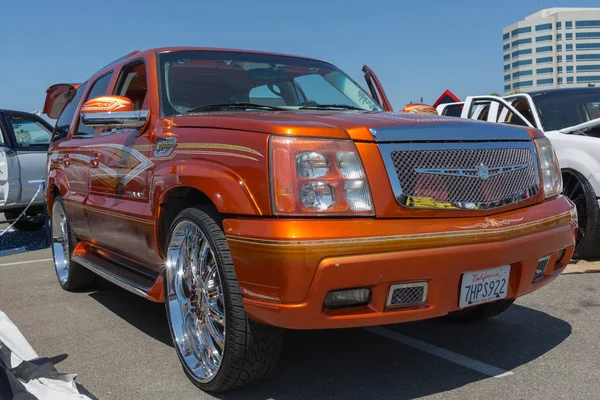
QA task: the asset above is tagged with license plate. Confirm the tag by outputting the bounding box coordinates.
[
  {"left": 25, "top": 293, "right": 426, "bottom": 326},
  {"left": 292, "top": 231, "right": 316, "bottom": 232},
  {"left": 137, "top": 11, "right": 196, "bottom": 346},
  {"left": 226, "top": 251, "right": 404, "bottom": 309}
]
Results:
[{"left": 459, "top": 265, "right": 510, "bottom": 309}]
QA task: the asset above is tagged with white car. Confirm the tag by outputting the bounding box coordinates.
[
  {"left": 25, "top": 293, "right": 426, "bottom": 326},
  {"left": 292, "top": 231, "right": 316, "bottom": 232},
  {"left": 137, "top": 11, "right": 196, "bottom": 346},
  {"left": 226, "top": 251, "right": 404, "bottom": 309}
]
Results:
[{"left": 437, "top": 88, "right": 600, "bottom": 259}]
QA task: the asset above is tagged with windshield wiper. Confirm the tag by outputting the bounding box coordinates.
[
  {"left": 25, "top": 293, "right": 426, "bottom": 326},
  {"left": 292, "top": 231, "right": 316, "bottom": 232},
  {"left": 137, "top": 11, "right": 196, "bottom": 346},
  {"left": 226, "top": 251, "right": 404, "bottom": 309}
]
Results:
[
  {"left": 298, "top": 103, "right": 364, "bottom": 111},
  {"left": 185, "top": 102, "right": 286, "bottom": 113}
]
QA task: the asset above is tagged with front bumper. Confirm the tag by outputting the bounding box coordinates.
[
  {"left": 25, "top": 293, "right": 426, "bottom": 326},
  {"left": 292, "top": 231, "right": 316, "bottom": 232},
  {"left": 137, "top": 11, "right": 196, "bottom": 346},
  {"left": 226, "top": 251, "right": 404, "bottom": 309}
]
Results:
[{"left": 224, "top": 196, "right": 577, "bottom": 330}]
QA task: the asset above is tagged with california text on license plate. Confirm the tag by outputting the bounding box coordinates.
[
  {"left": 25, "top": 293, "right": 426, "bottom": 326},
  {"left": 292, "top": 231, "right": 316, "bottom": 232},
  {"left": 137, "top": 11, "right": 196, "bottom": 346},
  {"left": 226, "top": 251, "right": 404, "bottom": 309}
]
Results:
[{"left": 459, "top": 265, "right": 511, "bottom": 309}]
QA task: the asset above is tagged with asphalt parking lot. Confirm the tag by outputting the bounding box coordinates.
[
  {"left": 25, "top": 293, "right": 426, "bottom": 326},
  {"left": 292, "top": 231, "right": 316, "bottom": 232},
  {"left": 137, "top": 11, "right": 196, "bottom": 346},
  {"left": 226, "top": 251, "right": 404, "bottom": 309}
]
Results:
[{"left": 1, "top": 218, "right": 599, "bottom": 400}]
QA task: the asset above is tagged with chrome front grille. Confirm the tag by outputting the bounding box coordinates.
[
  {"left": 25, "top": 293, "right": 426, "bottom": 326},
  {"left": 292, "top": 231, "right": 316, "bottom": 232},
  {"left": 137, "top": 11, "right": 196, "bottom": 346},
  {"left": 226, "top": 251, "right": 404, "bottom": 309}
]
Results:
[{"left": 379, "top": 142, "right": 540, "bottom": 210}]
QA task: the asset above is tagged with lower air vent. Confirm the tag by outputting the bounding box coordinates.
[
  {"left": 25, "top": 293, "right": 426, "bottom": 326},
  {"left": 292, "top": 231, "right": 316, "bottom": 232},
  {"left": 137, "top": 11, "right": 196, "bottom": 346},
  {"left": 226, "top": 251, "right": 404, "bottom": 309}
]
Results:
[
  {"left": 386, "top": 282, "right": 428, "bottom": 308},
  {"left": 534, "top": 255, "right": 552, "bottom": 281}
]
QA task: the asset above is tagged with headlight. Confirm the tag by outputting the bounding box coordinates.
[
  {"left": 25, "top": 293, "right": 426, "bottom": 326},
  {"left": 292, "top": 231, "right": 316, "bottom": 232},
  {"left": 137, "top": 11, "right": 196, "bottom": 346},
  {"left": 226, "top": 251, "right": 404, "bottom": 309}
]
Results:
[
  {"left": 269, "top": 136, "right": 374, "bottom": 215},
  {"left": 534, "top": 136, "right": 562, "bottom": 198}
]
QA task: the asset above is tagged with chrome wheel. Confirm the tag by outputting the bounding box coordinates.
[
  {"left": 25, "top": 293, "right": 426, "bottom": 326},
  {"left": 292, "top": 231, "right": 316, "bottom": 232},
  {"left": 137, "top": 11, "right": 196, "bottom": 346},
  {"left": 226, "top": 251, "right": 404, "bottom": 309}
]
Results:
[
  {"left": 166, "top": 220, "right": 226, "bottom": 383},
  {"left": 52, "top": 201, "right": 70, "bottom": 285}
]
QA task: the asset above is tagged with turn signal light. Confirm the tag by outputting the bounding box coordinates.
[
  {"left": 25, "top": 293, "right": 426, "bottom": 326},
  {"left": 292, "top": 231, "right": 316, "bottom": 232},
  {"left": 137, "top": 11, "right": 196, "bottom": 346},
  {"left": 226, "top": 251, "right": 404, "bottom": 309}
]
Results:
[{"left": 269, "top": 136, "right": 374, "bottom": 216}]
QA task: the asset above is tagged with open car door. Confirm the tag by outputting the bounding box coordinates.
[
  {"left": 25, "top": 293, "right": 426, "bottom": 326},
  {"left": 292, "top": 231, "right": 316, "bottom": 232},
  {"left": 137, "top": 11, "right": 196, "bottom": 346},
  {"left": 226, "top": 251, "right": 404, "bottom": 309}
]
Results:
[
  {"left": 362, "top": 65, "right": 393, "bottom": 112},
  {"left": 42, "top": 83, "right": 80, "bottom": 119},
  {"left": 0, "top": 122, "right": 20, "bottom": 207}
]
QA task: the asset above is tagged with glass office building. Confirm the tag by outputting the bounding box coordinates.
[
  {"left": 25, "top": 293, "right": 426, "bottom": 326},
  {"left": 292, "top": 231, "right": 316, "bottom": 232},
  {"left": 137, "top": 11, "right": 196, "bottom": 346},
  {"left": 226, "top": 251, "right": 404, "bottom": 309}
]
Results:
[{"left": 503, "top": 8, "right": 600, "bottom": 94}]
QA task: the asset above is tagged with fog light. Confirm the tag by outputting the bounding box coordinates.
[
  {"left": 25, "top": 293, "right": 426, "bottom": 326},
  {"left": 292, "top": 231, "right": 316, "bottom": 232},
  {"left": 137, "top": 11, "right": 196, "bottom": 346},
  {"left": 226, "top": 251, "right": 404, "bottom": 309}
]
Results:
[{"left": 323, "top": 288, "right": 371, "bottom": 309}]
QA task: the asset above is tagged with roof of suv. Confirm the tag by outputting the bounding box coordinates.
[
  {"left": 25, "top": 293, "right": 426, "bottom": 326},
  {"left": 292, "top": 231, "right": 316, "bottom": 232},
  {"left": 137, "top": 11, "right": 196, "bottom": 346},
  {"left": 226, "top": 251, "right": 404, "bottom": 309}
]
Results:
[{"left": 527, "top": 87, "right": 600, "bottom": 97}]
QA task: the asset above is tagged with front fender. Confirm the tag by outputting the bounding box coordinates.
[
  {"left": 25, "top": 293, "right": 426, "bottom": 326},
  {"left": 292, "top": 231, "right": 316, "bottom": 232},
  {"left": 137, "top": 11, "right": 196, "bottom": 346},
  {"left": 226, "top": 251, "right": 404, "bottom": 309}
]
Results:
[
  {"left": 46, "top": 167, "right": 70, "bottom": 214},
  {"left": 547, "top": 131, "right": 600, "bottom": 195},
  {"left": 151, "top": 159, "right": 267, "bottom": 217}
]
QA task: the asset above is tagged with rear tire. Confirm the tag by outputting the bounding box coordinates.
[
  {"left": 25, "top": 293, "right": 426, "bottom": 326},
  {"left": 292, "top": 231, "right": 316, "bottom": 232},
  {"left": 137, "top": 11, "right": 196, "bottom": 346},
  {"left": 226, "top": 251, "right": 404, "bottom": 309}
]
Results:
[
  {"left": 50, "top": 196, "right": 95, "bottom": 290},
  {"left": 445, "top": 299, "right": 515, "bottom": 323},
  {"left": 164, "top": 206, "right": 283, "bottom": 393},
  {"left": 562, "top": 169, "right": 600, "bottom": 259},
  {"left": 3, "top": 209, "right": 44, "bottom": 231}
]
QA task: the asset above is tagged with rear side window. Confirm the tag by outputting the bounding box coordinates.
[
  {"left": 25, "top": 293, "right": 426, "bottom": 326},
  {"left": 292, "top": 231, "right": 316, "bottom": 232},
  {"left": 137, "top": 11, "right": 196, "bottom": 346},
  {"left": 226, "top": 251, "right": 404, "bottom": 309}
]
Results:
[
  {"left": 75, "top": 72, "right": 114, "bottom": 139},
  {"left": 52, "top": 82, "right": 88, "bottom": 143}
]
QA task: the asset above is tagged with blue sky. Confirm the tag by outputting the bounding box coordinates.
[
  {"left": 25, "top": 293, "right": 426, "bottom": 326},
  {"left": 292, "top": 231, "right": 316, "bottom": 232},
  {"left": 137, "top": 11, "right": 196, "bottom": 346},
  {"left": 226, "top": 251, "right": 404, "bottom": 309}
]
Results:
[{"left": 2, "top": 0, "right": 599, "bottom": 116}]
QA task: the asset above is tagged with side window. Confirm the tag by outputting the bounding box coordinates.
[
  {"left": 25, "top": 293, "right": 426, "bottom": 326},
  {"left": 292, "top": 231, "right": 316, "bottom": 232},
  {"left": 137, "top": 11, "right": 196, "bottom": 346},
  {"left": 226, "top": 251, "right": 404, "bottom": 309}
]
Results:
[
  {"left": 52, "top": 82, "right": 88, "bottom": 143},
  {"left": 114, "top": 62, "right": 147, "bottom": 110},
  {"left": 75, "top": 72, "right": 114, "bottom": 139},
  {"left": 9, "top": 117, "right": 52, "bottom": 148}
]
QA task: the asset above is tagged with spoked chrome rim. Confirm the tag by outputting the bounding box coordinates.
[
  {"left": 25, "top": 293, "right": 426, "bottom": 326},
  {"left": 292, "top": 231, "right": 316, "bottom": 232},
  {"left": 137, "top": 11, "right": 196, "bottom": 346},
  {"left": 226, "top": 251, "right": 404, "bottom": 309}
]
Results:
[
  {"left": 51, "top": 201, "right": 70, "bottom": 285},
  {"left": 166, "top": 220, "right": 226, "bottom": 382}
]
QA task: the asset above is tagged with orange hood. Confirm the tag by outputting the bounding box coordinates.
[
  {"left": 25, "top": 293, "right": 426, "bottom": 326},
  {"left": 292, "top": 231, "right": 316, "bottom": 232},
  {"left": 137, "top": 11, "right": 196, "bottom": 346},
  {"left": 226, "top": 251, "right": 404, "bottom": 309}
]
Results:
[{"left": 171, "top": 111, "right": 537, "bottom": 142}]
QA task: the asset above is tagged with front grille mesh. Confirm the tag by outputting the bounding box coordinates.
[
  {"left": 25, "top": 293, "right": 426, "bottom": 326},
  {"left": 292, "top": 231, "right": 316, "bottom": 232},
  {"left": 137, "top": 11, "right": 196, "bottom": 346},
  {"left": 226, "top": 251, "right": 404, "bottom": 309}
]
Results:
[
  {"left": 389, "top": 285, "right": 426, "bottom": 306},
  {"left": 390, "top": 148, "right": 538, "bottom": 205}
]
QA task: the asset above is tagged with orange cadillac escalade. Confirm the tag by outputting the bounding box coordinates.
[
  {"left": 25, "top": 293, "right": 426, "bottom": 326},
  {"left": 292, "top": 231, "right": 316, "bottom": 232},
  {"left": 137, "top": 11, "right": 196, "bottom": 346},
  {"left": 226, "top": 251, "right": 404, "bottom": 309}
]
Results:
[{"left": 44, "top": 47, "right": 577, "bottom": 393}]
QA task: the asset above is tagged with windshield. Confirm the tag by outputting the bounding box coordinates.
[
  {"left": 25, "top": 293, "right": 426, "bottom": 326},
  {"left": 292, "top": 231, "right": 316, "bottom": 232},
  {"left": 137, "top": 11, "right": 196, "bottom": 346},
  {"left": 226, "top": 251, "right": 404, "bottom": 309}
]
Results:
[
  {"left": 157, "top": 50, "right": 383, "bottom": 116},
  {"left": 534, "top": 89, "right": 600, "bottom": 131}
]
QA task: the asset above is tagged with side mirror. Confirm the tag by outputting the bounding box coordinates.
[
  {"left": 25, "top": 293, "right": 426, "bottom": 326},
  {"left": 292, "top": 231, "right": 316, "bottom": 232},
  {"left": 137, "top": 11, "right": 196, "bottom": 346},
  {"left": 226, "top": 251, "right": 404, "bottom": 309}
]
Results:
[{"left": 80, "top": 96, "right": 148, "bottom": 130}]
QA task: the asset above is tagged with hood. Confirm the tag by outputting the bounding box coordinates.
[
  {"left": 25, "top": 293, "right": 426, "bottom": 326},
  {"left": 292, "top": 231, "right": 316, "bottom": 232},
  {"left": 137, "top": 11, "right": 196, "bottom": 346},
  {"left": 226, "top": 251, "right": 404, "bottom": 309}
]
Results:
[{"left": 171, "top": 111, "right": 536, "bottom": 142}]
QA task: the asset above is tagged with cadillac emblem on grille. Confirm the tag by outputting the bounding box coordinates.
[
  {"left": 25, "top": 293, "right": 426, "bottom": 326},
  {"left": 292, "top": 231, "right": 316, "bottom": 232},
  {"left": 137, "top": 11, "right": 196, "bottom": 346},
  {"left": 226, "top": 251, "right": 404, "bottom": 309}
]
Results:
[{"left": 414, "top": 162, "right": 528, "bottom": 181}]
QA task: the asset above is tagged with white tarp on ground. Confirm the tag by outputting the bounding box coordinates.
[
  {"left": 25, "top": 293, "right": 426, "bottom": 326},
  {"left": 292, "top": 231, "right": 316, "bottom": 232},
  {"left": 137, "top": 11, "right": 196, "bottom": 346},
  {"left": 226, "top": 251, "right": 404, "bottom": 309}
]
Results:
[{"left": 0, "top": 310, "right": 94, "bottom": 400}]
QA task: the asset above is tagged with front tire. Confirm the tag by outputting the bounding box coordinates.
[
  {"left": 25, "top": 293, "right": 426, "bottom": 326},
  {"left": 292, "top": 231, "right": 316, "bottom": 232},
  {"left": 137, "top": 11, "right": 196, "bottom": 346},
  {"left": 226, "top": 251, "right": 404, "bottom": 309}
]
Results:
[
  {"left": 3, "top": 209, "right": 45, "bottom": 231},
  {"left": 562, "top": 169, "right": 600, "bottom": 259},
  {"left": 445, "top": 299, "right": 515, "bottom": 323},
  {"left": 50, "top": 197, "right": 95, "bottom": 290},
  {"left": 164, "top": 207, "right": 283, "bottom": 393}
]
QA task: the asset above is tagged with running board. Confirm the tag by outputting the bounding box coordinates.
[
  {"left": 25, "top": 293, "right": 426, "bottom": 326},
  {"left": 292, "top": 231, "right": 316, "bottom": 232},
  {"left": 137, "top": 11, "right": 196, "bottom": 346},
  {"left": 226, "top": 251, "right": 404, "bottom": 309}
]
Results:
[{"left": 72, "top": 250, "right": 158, "bottom": 301}]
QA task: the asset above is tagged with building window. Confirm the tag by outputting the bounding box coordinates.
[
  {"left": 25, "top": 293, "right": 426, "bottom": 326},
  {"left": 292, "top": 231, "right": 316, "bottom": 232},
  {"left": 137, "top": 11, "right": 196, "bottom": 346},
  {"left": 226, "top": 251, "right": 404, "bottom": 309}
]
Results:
[
  {"left": 566, "top": 21, "right": 573, "bottom": 29},
  {"left": 512, "top": 38, "right": 532, "bottom": 46},
  {"left": 512, "top": 26, "right": 532, "bottom": 36},
  {"left": 566, "top": 33, "right": 573, "bottom": 40},
  {"left": 557, "top": 44, "right": 563, "bottom": 51},
  {"left": 577, "top": 53, "right": 600, "bottom": 61},
  {"left": 513, "top": 80, "right": 533, "bottom": 88},
  {"left": 557, "top": 55, "right": 563, "bottom": 62},
  {"left": 536, "top": 46, "right": 553, "bottom": 53},
  {"left": 504, "top": 43, "right": 510, "bottom": 51},
  {"left": 537, "top": 78, "right": 553, "bottom": 85},
  {"left": 556, "top": 33, "right": 562, "bottom": 40},
  {"left": 576, "top": 43, "right": 600, "bottom": 50},
  {"left": 504, "top": 54, "right": 510, "bottom": 61},
  {"left": 536, "top": 35, "right": 552, "bottom": 42},
  {"left": 537, "top": 67, "right": 553, "bottom": 74},
  {"left": 504, "top": 74, "right": 511, "bottom": 81},
  {"left": 512, "top": 49, "right": 532, "bottom": 57},
  {"left": 575, "top": 20, "right": 600, "bottom": 29},
  {"left": 535, "top": 23, "right": 552, "bottom": 31},
  {"left": 536, "top": 56, "right": 553, "bottom": 64},
  {"left": 512, "top": 59, "right": 532, "bottom": 67},
  {"left": 567, "top": 77, "right": 574, "bottom": 83},
  {"left": 556, "top": 22, "right": 562, "bottom": 29},
  {"left": 577, "top": 65, "right": 600, "bottom": 72},
  {"left": 513, "top": 70, "right": 532, "bottom": 79},
  {"left": 567, "top": 66, "right": 573, "bottom": 72},
  {"left": 566, "top": 44, "right": 574, "bottom": 51},
  {"left": 504, "top": 64, "right": 510, "bottom": 71},
  {"left": 576, "top": 32, "right": 600, "bottom": 39},
  {"left": 558, "top": 66, "right": 563, "bottom": 73},
  {"left": 567, "top": 54, "right": 573, "bottom": 62},
  {"left": 503, "top": 32, "right": 510, "bottom": 41},
  {"left": 558, "top": 77, "right": 563, "bottom": 84},
  {"left": 577, "top": 76, "right": 600, "bottom": 83},
  {"left": 504, "top": 84, "right": 511, "bottom": 91}
]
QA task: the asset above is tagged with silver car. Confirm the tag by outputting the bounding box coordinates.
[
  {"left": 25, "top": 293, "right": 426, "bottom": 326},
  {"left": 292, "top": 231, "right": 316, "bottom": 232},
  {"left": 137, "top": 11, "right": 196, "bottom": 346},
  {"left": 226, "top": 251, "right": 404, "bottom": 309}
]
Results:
[{"left": 0, "top": 110, "right": 52, "bottom": 231}]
